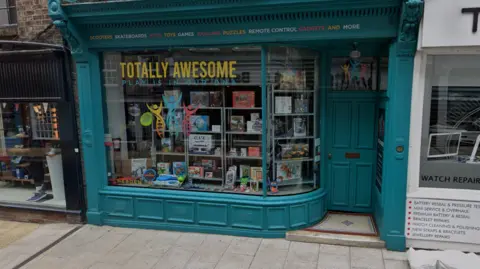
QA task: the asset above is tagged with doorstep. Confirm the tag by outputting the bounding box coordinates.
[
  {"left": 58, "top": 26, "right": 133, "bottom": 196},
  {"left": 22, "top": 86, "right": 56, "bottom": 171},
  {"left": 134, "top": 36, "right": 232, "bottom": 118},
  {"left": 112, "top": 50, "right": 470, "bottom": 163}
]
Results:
[{"left": 286, "top": 230, "right": 386, "bottom": 248}]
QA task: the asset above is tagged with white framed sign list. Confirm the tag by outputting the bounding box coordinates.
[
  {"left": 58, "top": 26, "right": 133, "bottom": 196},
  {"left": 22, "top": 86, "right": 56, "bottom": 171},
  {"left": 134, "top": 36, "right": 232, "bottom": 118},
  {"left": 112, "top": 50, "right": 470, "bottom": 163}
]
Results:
[{"left": 405, "top": 198, "right": 480, "bottom": 244}]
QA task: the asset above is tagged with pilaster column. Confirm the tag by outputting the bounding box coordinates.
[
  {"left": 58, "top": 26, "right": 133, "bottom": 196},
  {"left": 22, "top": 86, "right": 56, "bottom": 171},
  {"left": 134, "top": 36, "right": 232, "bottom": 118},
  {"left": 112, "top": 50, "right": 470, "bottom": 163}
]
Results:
[{"left": 382, "top": 0, "right": 423, "bottom": 251}]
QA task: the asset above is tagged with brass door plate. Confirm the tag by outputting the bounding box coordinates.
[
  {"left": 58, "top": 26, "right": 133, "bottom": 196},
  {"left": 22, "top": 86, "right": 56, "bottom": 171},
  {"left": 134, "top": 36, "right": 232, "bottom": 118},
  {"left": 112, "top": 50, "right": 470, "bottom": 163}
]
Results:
[{"left": 345, "top": 152, "right": 360, "bottom": 159}]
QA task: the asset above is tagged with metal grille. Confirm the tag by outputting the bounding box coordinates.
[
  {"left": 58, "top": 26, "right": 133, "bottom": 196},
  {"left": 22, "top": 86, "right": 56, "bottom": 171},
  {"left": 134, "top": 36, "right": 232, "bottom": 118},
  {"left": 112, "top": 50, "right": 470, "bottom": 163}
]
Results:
[
  {"left": 30, "top": 103, "right": 59, "bottom": 140},
  {"left": 0, "top": 51, "right": 67, "bottom": 102}
]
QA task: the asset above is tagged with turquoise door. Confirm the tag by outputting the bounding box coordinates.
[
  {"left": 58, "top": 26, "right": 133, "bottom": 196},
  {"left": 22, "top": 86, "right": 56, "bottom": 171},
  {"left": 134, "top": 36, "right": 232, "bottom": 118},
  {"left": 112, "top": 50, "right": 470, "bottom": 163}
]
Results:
[{"left": 326, "top": 93, "right": 377, "bottom": 213}]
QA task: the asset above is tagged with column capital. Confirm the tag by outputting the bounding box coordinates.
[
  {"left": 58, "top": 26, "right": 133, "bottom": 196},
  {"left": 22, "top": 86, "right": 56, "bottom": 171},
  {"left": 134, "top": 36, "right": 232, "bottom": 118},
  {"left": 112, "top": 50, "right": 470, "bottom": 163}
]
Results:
[{"left": 396, "top": 0, "right": 424, "bottom": 57}]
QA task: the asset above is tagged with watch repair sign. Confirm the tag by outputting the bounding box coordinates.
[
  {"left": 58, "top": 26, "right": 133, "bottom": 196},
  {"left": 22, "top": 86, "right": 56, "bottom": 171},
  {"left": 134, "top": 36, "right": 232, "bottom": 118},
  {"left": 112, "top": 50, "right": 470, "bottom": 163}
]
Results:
[{"left": 406, "top": 198, "right": 480, "bottom": 244}]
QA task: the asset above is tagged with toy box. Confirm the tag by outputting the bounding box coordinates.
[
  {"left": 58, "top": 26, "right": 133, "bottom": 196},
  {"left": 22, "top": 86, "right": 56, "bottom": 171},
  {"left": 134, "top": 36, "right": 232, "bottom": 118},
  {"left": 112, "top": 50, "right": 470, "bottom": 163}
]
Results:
[
  {"left": 190, "top": 91, "right": 209, "bottom": 107},
  {"left": 276, "top": 163, "right": 302, "bottom": 182},
  {"left": 280, "top": 143, "right": 309, "bottom": 159},
  {"left": 156, "top": 162, "right": 171, "bottom": 175},
  {"left": 172, "top": 162, "right": 186, "bottom": 177},
  {"left": 248, "top": 147, "right": 261, "bottom": 157},
  {"left": 230, "top": 116, "right": 245, "bottom": 131},
  {"left": 190, "top": 115, "right": 210, "bottom": 131},
  {"left": 188, "top": 166, "right": 204, "bottom": 178},
  {"left": 232, "top": 91, "right": 255, "bottom": 108}
]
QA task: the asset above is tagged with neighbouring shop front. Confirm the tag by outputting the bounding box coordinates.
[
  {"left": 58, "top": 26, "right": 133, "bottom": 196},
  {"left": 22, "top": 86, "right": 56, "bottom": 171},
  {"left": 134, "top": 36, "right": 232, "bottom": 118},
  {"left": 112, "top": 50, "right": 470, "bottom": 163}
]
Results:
[
  {"left": 406, "top": 0, "right": 480, "bottom": 252},
  {"left": 50, "top": 0, "right": 423, "bottom": 250},
  {"left": 0, "top": 41, "right": 84, "bottom": 220}
]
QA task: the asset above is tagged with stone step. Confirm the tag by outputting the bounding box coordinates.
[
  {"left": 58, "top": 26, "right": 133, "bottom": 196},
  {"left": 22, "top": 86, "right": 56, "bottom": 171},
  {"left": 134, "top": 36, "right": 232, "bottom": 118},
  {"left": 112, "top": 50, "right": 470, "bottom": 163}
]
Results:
[{"left": 286, "top": 230, "right": 386, "bottom": 248}]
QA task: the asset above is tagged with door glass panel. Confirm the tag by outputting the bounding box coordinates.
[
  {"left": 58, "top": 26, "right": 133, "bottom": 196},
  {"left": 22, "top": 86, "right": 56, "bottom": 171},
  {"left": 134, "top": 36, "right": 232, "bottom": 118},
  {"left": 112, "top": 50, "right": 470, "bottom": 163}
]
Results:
[{"left": 330, "top": 57, "right": 378, "bottom": 91}]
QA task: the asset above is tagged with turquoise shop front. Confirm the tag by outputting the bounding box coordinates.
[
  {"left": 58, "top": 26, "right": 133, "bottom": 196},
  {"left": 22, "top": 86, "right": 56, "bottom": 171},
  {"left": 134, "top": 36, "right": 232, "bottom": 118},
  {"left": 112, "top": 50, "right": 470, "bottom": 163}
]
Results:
[{"left": 48, "top": 0, "right": 423, "bottom": 250}]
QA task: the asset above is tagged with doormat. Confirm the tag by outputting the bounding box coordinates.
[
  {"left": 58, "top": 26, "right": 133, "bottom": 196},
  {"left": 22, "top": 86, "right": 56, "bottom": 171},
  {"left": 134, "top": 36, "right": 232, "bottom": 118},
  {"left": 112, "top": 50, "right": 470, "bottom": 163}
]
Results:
[{"left": 304, "top": 212, "right": 378, "bottom": 236}]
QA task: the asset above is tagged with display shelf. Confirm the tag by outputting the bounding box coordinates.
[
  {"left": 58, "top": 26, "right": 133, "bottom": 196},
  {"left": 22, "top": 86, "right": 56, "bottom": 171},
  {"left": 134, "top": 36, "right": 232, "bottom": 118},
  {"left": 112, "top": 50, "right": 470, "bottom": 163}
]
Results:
[
  {"left": 189, "top": 153, "right": 223, "bottom": 158},
  {"left": 224, "top": 107, "right": 262, "bottom": 110},
  {"left": 273, "top": 90, "right": 315, "bottom": 93},
  {"left": 156, "top": 152, "right": 185, "bottom": 156},
  {"left": 274, "top": 113, "right": 315, "bottom": 116},
  {"left": 275, "top": 158, "right": 313, "bottom": 163},
  {"left": 225, "top": 131, "right": 261, "bottom": 135},
  {"left": 274, "top": 136, "right": 314, "bottom": 140},
  {"left": 277, "top": 179, "right": 314, "bottom": 186},
  {"left": 190, "top": 131, "right": 221, "bottom": 134},
  {"left": 195, "top": 107, "right": 223, "bottom": 110},
  {"left": 0, "top": 176, "right": 34, "bottom": 184},
  {"left": 226, "top": 156, "right": 262, "bottom": 160},
  {"left": 189, "top": 176, "right": 223, "bottom": 181}
]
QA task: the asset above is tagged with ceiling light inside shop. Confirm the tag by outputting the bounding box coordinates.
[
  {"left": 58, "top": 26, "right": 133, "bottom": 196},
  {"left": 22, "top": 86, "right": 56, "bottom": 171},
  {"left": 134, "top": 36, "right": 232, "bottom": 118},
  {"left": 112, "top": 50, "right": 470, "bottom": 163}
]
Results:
[
  {"left": 350, "top": 42, "right": 361, "bottom": 59},
  {"left": 232, "top": 46, "right": 261, "bottom": 52},
  {"left": 189, "top": 48, "right": 221, "bottom": 52}
]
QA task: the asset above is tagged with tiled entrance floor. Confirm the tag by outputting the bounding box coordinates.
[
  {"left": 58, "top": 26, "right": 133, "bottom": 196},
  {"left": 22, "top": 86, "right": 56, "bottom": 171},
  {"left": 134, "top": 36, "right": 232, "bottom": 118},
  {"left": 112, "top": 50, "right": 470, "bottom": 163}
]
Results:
[{"left": 21, "top": 225, "right": 409, "bottom": 269}]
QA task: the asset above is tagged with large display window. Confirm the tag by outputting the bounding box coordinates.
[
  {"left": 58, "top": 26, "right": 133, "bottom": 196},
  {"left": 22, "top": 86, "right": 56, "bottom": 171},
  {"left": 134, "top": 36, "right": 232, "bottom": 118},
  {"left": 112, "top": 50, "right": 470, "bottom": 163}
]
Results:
[
  {"left": 420, "top": 55, "right": 480, "bottom": 190},
  {"left": 0, "top": 103, "right": 66, "bottom": 207},
  {"left": 102, "top": 46, "right": 320, "bottom": 195}
]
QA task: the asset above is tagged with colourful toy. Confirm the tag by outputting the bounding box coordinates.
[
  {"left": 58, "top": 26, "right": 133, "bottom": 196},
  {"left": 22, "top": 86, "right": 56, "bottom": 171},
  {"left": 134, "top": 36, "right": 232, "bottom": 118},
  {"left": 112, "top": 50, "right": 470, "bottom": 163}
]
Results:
[
  {"left": 162, "top": 92, "right": 183, "bottom": 136},
  {"left": 146, "top": 102, "right": 166, "bottom": 138},
  {"left": 182, "top": 102, "right": 199, "bottom": 136}
]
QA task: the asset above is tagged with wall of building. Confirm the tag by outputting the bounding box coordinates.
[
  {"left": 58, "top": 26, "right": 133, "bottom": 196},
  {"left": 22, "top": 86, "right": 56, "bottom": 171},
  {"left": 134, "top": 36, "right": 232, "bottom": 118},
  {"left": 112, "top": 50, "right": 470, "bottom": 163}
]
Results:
[{"left": 0, "top": 0, "right": 61, "bottom": 42}]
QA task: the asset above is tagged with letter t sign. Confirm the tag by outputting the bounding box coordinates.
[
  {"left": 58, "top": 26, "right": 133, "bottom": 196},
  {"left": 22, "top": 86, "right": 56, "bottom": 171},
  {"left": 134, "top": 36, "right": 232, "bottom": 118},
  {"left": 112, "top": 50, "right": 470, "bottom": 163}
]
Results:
[{"left": 462, "top": 7, "right": 480, "bottom": 33}]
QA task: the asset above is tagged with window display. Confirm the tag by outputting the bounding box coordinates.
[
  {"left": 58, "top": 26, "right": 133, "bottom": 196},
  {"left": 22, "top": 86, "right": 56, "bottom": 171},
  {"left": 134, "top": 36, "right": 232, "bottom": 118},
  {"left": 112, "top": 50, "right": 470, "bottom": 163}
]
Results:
[
  {"left": 330, "top": 57, "right": 378, "bottom": 91},
  {"left": 420, "top": 55, "right": 480, "bottom": 190},
  {"left": 0, "top": 103, "right": 66, "bottom": 207},
  {"left": 103, "top": 46, "right": 320, "bottom": 195},
  {"left": 266, "top": 47, "right": 320, "bottom": 195}
]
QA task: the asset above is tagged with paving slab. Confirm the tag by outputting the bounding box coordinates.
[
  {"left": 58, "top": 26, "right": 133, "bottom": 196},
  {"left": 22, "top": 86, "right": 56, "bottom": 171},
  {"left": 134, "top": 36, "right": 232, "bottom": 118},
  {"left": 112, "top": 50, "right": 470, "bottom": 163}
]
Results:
[{"left": 18, "top": 225, "right": 410, "bottom": 269}]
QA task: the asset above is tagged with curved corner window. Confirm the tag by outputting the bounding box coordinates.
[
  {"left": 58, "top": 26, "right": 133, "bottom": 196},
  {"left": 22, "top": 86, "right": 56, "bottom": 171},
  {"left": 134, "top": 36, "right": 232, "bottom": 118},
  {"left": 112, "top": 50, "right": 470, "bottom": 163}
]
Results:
[
  {"left": 266, "top": 47, "right": 320, "bottom": 195},
  {"left": 102, "top": 47, "right": 263, "bottom": 194},
  {"left": 420, "top": 55, "right": 480, "bottom": 191}
]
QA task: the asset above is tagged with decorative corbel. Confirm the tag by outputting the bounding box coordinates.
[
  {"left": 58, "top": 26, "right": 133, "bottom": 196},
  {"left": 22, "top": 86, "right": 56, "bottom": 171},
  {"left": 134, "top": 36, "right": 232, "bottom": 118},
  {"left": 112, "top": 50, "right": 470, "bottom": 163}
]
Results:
[
  {"left": 48, "top": 0, "right": 87, "bottom": 61},
  {"left": 396, "top": 0, "right": 424, "bottom": 57}
]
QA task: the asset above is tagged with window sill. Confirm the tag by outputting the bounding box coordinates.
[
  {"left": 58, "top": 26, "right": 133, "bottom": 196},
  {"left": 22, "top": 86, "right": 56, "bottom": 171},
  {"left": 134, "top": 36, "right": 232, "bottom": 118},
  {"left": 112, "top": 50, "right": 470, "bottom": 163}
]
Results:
[{"left": 0, "top": 24, "right": 18, "bottom": 29}]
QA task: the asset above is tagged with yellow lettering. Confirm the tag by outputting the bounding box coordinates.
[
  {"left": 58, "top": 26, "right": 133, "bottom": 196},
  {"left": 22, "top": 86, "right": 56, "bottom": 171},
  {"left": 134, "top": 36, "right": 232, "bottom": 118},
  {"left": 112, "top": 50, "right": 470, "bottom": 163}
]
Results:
[
  {"left": 192, "top": 61, "right": 199, "bottom": 78},
  {"left": 141, "top": 62, "right": 149, "bottom": 78},
  {"left": 173, "top": 62, "right": 181, "bottom": 78},
  {"left": 229, "top": 61, "right": 237, "bottom": 78},
  {"left": 134, "top": 62, "right": 142, "bottom": 78},
  {"left": 127, "top": 62, "right": 135, "bottom": 78},
  {"left": 207, "top": 62, "right": 215, "bottom": 78},
  {"left": 149, "top": 63, "right": 155, "bottom": 78},
  {"left": 155, "top": 62, "right": 162, "bottom": 78},
  {"left": 120, "top": 62, "right": 127, "bottom": 78},
  {"left": 216, "top": 61, "right": 228, "bottom": 78},
  {"left": 161, "top": 62, "right": 168, "bottom": 78},
  {"left": 180, "top": 62, "right": 191, "bottom": 78},
  {"left": 199, "top": 61, "right": 207, "bottom": 78}
]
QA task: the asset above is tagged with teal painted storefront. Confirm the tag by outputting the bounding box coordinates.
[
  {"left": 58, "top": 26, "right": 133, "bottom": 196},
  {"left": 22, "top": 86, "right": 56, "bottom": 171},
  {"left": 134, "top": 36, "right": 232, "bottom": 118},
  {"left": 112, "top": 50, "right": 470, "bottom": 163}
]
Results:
[{"left": 49, "top": 0, "right": 423, "bottom": 251}]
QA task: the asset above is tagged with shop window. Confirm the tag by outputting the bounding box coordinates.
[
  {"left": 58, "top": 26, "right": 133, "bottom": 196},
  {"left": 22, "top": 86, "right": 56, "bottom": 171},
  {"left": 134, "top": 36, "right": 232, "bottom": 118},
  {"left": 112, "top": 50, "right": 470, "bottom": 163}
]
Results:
[
  {"left": 103, "top": 47, "right": 263, "bottom": 194},
  {"left": 103, "top": 46, "right": 320, "bottom": 195},
  {"left": 266, "top": 47, "right": 320, "bottom": 195},
  {"left": 0, "top": 103, "right": 66, "bottom": 207},
  {"left": 420, "top": 55, "right": 480, "bottom": 190},
  {"left": 330, "top": 57, "right": 378, "bottom": 91}
]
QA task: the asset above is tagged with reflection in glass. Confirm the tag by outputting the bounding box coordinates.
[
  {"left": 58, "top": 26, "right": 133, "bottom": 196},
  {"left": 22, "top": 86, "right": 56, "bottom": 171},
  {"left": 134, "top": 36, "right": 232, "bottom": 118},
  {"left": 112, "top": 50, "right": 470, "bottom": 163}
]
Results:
[
  {"left": 266, "top": 47, "right": 320, "bottom": 195},
  {"left": 0, "top": 103, "right": 65, "bottom": 207}
]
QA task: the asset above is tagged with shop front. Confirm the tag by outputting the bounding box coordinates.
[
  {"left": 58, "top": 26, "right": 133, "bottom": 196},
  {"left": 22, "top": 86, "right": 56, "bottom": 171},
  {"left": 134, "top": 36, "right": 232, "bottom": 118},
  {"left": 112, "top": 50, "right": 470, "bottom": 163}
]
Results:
[
  {"left": 0, "top": 41, "right": 84, "bottom": 221},
  {"left": 50, "top": 0, "right": 423, "bottom": 250},
  {"left": 406, "top": 0, "right": 480, "bottom": 252}
]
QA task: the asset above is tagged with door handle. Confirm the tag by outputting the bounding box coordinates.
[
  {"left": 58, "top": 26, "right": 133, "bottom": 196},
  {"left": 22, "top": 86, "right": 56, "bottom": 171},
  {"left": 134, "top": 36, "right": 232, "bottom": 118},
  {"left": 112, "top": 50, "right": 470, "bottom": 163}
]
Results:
[{"left": 328, "top": 153, "right": 332, "bottom": 160}]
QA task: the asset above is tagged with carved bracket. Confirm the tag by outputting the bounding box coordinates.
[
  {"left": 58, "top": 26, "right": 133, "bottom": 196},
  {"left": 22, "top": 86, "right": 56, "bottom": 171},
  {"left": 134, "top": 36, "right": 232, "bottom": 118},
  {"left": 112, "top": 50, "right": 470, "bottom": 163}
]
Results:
[
  {"left": 48, "top": 0, "right": 87, "bottom": 60},
  {"left": 397, "top": 0, "right": 424, "bottom": 57}
]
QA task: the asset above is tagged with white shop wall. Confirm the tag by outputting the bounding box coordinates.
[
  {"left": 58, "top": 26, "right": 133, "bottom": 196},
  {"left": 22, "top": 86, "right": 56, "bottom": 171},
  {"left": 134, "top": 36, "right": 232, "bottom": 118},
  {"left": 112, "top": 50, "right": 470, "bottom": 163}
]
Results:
[{"left": 406, "top": 50, "right": 480, "bottom": 252}]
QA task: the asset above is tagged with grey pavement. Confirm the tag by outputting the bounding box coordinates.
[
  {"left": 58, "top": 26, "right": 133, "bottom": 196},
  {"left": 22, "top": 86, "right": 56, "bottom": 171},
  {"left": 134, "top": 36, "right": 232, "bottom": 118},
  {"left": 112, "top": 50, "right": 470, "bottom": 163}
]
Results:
[
  {"left": 0, "top": 222, "right": 80, "bottom": 269},
  {"left": 18, "top": 225, "right": 409, "bottom": 269}
]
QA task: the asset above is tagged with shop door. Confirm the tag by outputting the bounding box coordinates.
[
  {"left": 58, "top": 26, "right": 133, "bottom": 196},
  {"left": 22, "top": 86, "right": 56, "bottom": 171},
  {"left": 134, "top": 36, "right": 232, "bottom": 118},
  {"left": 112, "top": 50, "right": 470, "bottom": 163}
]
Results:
[{"left": 326, "top": 93, "right": 376, "bottom": 213}]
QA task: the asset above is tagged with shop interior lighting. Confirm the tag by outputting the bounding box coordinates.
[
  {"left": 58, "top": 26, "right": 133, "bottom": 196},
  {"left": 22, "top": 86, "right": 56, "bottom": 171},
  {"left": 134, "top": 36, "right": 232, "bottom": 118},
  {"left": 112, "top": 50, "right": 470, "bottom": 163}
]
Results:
[
  {"left": 232, "top": 46, "right": 261, "bottom": 52},
  {"left": 188, "top": 48, "right": 221, "bottom": 52},
  {"left": 350, "top": 42, "right": 361, "bottom": 59}
]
